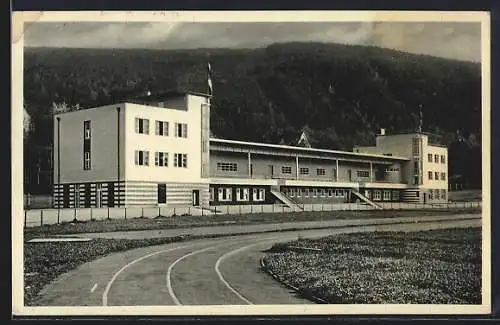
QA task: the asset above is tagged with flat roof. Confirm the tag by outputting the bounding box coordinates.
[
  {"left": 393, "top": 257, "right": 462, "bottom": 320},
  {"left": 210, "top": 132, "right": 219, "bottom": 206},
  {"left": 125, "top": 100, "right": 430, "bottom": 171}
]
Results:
[{"left": 210, "top": 138, "right": 410, "bottom": 161}]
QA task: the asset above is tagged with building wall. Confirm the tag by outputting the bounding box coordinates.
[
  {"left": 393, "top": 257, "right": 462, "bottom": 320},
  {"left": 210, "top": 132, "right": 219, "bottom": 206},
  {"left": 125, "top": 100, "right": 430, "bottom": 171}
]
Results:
[
  {"left": 123, "top": 95, "right": 204, "bottom": 183},
  {"left": 53, "top": 104, "right": 125, "bottom": 185}
]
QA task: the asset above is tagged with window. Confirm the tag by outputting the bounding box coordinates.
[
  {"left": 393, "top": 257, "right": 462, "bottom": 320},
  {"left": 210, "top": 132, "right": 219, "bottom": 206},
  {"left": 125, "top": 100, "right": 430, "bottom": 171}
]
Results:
[
  {"left": 392, "top": 191, "right": 400, "bottom": 201},
  {"left": 428, "top": 171, "right": 433, "bottom": 180},
  {"left": 154, "top": 152, "right": 168, "bottom": 167},
  {"left": 218, "top": 188, "right": 232, "bottom": 202},
  {"left": 441, "top": 189, "right": 447, "bottom": 200},
  {"left": 312, "top": 189, "right": 318, "bottom": 197},
  {"left": 428, "top": 154, "right": 433, "bottom": 163},
  {"left": 290, "top": 188, "right": 296, "bottom": 197},
  {"left": 135, "top": 118, "right": 149, "bottom": 134},
  {"left": 317, "top": 168, "right": 326, "bottom": 176},
  {"left": 441, "top": 155, "right": 446, "bottom": 164},
  {"left": 434, "top": 154, "right": 439, "bottom": 163},
  {"left": 357, "top": 170, "right": 370, "bottom": 178},
  {"left": 429, "top": 190, "right": 434, "bottom": 200},
  {"left": 135, "top": 150, "right": 149, "bottom": 166},
  {"left": 209, "top": 188, "right": 214, "bottom": 202},
  {"left": 84, "top": 152, "right": 91, "bottom": 170},
  {"left": 441, "top": 172, "right": 446, "bottom": 181},
  {"left": 217, "top": 162, "right": 237, "bottom": 172},
  {"left": 281, "top": 166, "right": 292, "bottom": 174},
  {"left": 320, "top": 188, "right": 326, "bottom": 197},
  {"left": 174, "top": 153, "right": 187, "bottom": 168},
  {"left": 435, "top": 172, "right": 439, "bottom": 180},
  {"left": 412, "top": 138, "right": 420, "bottom": 156},
  {"left": 299, "top": 167, "right": 309, "bottom": 175},
  {"left": 297, "top": 188, "right": 302, "bottom": 197},
  {"left": 335, "top": 189, "right": 340, "bottom": 197},
  {"left": 236, "top": 188, "right": 249, "bottom": 201},
  {"left": 84, "top": 120, "right": 91, "bottom": 139},
  {"left": 327, "top": 189, "right": 333, "bottom": 197},
  {"left": 304, "top": 188, "right": 310, "bottom": 197},
  {"left": 373, "top": 190, "right": 382, "bottom": 200},
  {"left": 436, "top": 190, "right": 441, "bottom": 200},
  {"left": 383, "top": 190, "right": 391, "bottom": 201},
  {"left": 155, "top": 120, "right": 169, "bottom": 136},
  {"left": 175, "top": 123, "right": 188, "bottom": 138},
  {"left": 253, "top": 188, "right": 265, "bottom": 201}
]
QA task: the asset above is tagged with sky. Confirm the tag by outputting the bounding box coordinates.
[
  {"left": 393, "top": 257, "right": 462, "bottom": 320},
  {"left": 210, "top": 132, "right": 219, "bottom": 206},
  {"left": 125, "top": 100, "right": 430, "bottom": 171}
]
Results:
[{"left": 24, "top": 21, "right": 482, "bottom": 62}]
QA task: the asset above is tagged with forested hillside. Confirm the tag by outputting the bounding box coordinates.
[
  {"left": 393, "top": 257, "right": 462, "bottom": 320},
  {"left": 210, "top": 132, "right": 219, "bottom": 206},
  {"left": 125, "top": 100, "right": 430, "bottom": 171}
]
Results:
[{"left": 23, "top": 42, "right": 482, "bottom": 191}]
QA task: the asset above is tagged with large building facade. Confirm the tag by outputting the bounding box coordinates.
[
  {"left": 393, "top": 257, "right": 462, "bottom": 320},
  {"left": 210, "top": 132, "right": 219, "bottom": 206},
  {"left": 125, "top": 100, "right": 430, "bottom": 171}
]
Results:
[{"left": 53, "top": 92, "right": 448, "bottom": 209}]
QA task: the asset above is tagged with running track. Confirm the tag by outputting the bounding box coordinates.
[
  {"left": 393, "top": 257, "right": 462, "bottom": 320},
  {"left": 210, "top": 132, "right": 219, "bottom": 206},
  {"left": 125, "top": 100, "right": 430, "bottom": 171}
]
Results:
[{"left": 34, "top": 215, "right": 480, "bottom": 306}]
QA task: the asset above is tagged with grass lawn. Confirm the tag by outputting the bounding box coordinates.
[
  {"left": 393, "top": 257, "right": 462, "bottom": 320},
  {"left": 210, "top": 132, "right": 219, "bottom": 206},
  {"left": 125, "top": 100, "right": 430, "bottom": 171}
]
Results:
[
  {"left": 263, "top": 227, "right": 481, "bottom": 304},
  {"left": 24, "top": 208, "right": 480, "bottom": 240}
]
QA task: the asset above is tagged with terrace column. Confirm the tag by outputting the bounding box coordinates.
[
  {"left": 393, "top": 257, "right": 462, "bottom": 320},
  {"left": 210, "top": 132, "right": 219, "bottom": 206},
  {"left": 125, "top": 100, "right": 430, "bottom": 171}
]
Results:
[
  {"left": 247, "top": 152, "right": 251, "bottom": 178},
  {"left": 336, "top": 159, "right": 339, "bottom": 182},
  {"left": 295, "top": 155, "right": 299, "bottom": 180},
  {"left": 370, "top": 162, "right": 373, "bottom": 182}
]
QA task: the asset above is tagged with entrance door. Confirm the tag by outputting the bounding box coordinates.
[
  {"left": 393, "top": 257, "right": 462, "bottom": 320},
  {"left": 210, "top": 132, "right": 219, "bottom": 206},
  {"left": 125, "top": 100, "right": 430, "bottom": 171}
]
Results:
[
  {"left": 192, "top": 189, "right": 200, "bottom": 206},
  {"left": 423, "top": 193, "right": 427, "bottom": 204},
  {"left": 269, "top": 165, "right": 274, "bottom": 178},
  {"left": 158, "top": 184, "right": 167, "bottom": 204},
  {"left": 347, "top": 169, "right": 352, "bottom": 182}
]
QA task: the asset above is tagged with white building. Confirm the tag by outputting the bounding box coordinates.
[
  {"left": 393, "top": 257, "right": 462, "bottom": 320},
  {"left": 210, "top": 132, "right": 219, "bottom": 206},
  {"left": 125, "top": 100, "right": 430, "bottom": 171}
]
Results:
[{"left": 53, "top": 91, "right": 448, "bottom": 208}]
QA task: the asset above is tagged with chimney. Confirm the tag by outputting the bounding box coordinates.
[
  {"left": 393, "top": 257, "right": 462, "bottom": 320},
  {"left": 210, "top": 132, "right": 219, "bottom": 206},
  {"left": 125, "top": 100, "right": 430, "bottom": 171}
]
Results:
[{"left": 380, "top": 128, "right": 386, "bottom": 136}]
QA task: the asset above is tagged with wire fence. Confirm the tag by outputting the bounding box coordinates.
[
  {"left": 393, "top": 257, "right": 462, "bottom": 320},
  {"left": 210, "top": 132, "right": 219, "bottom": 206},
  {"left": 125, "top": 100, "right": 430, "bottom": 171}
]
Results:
[{"left": 23, "top": 201, "right": 482, "bottom": 228}]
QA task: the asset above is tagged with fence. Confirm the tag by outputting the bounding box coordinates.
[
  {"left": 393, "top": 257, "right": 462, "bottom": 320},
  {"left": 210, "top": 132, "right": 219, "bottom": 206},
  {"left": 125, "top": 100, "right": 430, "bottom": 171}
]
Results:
[{"left": 22, "top": 201, "right": 482, "bottom": 228}]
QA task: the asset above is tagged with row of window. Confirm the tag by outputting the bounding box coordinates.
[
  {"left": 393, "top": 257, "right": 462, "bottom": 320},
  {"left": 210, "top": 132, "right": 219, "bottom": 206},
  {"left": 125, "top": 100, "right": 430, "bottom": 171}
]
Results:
[
  {"left": 135, "top": 118, "right": 188, "bottom": 138},
  {"left": 284, "top": 188, "right": 348, "bottom": 198},
  {"left": 428, "top": 153, "right": 446, "bottom": 164},
  {"left": 370, "top": 190, "right": 399, "bottom": 201},
  {"left": 428, "top": 171, "right": 446, "bottom": 181},
  {"left": 429, "top": 189, "right": 447, "bottom": 200},
  {"left": 135, "top": 150, "right": 188, "bottom": 168},
  {"left": 210, "top": 187, "right": 266, "bottom": 202}
]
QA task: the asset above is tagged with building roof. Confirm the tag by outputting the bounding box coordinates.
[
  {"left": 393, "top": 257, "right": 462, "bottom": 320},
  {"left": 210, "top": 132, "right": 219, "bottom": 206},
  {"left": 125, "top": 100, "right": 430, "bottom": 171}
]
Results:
[
  {"left": 210, "top": 138, "right": 410, "bottom": 161},
  {"left": 129, "top": 90, "right": 211, "bottom": 102}
]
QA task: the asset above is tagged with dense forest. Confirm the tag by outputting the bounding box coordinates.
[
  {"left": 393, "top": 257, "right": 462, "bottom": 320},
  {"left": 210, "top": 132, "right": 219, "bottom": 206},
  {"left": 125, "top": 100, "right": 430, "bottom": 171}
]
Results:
[{"left": 23, "top": 42, "right": 482, "bottom": 193}]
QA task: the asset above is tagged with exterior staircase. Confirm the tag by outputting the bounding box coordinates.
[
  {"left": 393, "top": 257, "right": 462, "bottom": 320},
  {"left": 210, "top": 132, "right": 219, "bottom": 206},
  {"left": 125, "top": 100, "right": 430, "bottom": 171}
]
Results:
[
  {"left": 351, "top": 189, "right": 383, "bottom": 209},
  {"left": 270, "top": 190, "right": 304, "bottom": 211}
]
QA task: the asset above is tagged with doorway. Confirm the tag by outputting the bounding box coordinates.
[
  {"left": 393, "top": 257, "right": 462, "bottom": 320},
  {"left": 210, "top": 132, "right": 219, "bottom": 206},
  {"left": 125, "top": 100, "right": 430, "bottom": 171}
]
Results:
[
  {"left": 192, "top": 189, "right": 200, "bottom": 206},
  {"left": 158, "top": 184, "right": 167, "bottom": 204},
  {"left": 347, "top": 169, "right": 352, "bottom": 182}
]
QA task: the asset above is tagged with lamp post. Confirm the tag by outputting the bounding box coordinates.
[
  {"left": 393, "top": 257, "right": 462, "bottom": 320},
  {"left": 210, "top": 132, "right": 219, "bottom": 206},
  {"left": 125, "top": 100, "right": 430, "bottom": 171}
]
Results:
[{"left": 56, "top": 116, "right": 61, "bottom": 222}]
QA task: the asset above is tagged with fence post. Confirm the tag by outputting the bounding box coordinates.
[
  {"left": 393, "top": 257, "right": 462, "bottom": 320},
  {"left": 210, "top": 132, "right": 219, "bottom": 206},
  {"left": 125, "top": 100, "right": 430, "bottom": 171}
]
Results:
[{"left": 40, "top": 209, "right": 43, "bottom": 227}]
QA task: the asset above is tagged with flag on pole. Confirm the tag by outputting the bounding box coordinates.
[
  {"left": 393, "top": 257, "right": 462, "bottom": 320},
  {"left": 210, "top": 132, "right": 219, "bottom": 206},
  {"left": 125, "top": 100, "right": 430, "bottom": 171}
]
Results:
[{"left": 207, "top": 60, "right": 213, "bottom": 96}]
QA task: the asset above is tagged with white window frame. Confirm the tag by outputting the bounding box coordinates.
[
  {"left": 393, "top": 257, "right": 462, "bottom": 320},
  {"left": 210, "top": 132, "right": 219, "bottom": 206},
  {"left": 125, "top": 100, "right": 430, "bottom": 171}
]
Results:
[
  {"left": 428, "top": 171, "right": 433, "bottom": 180},
  {"left": 84, "top": 152, "right": 91, "bottom": 170},
  {"left": 304, "top": 188, "right": 309, "bottom": 197},
  {"left": 357, "top": 170, "right": 370, "bottom": 178},
  {"left": 84, "top": 120, "right": 91, "bottom": 139},
  {"left": 373, "top": 190, "right": 382, "bottom": 200},
  {"left": 428, "top": 154, "right": 433, "bottom": 163},
  {"left": 174, "top": 153, "right": 188, "bottom": 168},
  {"left": 281, "top": 166, "right": 292, "bottom": 174},
  {"left": 327, "top": 189, "right": 333, "bottom": 197},
  {"left": 296, "top": 188, "right": 302, "bottom": 197},
  {"left": 236, "top": 188, "right": 249, "bottom": 201},
  {"left": 175, "top": 123, "right": 188, "bottom": 138},
  {"left": 320, "top": 188, "right": 326, "bottom": 197},
  {"left": 383, "top": 190, "right": 391, "bottom": 201},
  {"left": 218, "top": 187, "right": 232, "bottom": 202},
  {"left": 217, "top": 162, "right": 238, "bottom": 172},
  {"left": 441, "top": 172, "right": 446, "bottom": 181},
  {"left": 135, "top": 150, "right": 149, "bottom": 166},
  {"left": 155, "top": 120, "right": 169, "bottom": 136},
  {"left": 434, "top": 154, "right": 439, "bottom": 163},
  {"left": 441, "top": 155, "right": 446, "bottom": 164},
  {"left": 154, "top": 152, "right": 168, "bottom": 167},
  {"left": 135, "top": 117, "right": 150, "bottom": 135},
  {"left": 435, "top": 172, "right": 439, "bottom": 180},
  {"left": 312, "top": 188, "right": 317, "bottom": 197},
  {"left": 290, "top": 188, "right": 296, "bottom": 197},
  {"left": 316, "top": 168, "right": 326, "bottom": 176}
]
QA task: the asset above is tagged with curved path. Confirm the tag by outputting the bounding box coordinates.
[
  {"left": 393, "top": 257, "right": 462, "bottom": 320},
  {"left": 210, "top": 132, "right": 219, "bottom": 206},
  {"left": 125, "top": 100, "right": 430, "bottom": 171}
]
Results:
[{"left": 35, "top": 216, "right": 480, "bottom": 306}]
